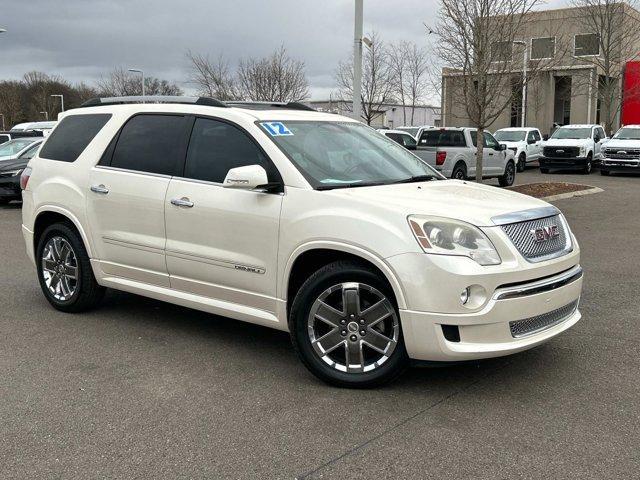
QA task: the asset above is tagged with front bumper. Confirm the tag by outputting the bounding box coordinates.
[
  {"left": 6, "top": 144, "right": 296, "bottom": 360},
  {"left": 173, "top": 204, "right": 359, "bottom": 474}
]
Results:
[
  {"left": 539, "top": 156, "right": 590, "bottom": 170},
  {"left": 0, "top": 174, "right": 21, "bottom": 200},
  {"left": 601, "top": 158, "right": 640, "bottom": 173}
]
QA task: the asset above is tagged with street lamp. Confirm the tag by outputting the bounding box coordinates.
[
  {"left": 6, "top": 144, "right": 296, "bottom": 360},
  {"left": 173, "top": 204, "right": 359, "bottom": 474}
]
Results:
[
  {"left": 513, "top": 40, "right": 528, "bottom": 127},
  {"left": 128, "top": 68, "right": 145, "bottom": 96},
  {"left": 51, "top": 94, "right": 64, "bottom": 113},
  {"left": 353, "top": 0, "right": 363, "bottom": 122},
  {"left": 39, "top": 111, "right": 49, "bottom": 120}
]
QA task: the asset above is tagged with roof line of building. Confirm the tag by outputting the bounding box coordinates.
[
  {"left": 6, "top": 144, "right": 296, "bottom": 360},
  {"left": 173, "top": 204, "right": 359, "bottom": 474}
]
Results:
[{"left": 307, "top": 100, "right": 440, "bottom": 109}]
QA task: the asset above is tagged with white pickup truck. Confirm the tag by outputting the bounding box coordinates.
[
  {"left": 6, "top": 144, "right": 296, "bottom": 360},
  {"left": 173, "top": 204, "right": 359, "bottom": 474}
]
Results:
[
  {"left": 494, "top": 127, "right": 544, "bottom": 172},
  {"left": 600, "top": 124, "right": 640, "bottom": 176},
  {"left": 415, "top": 127, "right": 516, "bottom": 186},
  {"left": 539, "top": 124, "right": 607, "bottom": 174}
]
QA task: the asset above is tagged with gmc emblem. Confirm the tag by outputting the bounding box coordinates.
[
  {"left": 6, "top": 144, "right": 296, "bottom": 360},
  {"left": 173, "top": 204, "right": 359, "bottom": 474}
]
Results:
[{"left": 531, "top": 225, "right": 560, "bottom": 243}]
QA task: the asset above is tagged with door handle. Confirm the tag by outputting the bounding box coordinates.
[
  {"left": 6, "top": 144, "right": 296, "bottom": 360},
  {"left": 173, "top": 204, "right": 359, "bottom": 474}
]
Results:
[
  {"left": 90, "top": 184, "right": 109, "bottom": 194},
  {"left": 171, "top": 197, "right": 194, "bottom": 208}
]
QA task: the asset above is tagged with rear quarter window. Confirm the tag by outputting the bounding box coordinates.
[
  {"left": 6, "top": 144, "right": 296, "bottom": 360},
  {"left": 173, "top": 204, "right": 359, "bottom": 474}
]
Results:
[{"left": 39, "top": 113, "right": 112, "bottom": 162}]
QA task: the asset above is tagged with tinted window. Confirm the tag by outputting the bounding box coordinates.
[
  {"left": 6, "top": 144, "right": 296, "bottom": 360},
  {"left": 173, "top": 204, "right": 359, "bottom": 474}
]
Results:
[
  {"left": 420, "top": 130, "right": 466, "bottom": 147},
  {"left": 531, "top": 37, "right": 555, "bottom": 59},
  {"left": 401, "top": 134, "right": 417, "bottom": 147},
  {"left": 532, "top": 130, "right": 541, "bottom": 141},
  {"left": 386, "top": 132, "right": 403, "bottom": 145},
  {"left": 111, "top": 114, "right": 187, "bottom": 175},
  {"left": 0, "top": 135, "right": 10, "bottom": 144},
  {"left": 484, "top": 132, "right": 499, "bottom": 149},
  {"left": 39, "top": 114, "right": 111, "bottom": 162},
  {"left": 184, "top": 118, "right": 276, "bottom": 183}
]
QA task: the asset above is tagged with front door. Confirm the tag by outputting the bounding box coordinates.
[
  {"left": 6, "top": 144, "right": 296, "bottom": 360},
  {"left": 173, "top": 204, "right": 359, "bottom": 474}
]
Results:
[
  {"left": 164, "top": 117, "right": 283, "bottom": 314},
  {"left": 86, "top": 113, "right": 190, "bottom": 287},
  {"left": 483, "top": 132, "right": 505, "bottom": 175}
]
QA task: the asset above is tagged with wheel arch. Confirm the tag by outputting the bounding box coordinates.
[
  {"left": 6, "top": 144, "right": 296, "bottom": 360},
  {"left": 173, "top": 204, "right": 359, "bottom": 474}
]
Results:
[
  {"left": 283, "top": 242, "right": 407, "bottom": 315},
  {"left": 33, "top": 206, "right": 93, "bottom": 258}
]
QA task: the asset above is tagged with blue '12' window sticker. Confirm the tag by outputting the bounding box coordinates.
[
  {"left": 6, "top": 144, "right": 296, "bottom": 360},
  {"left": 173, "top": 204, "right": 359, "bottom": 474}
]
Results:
[{"left": 262, "top": 122, "right": 293, "bottom": 136}]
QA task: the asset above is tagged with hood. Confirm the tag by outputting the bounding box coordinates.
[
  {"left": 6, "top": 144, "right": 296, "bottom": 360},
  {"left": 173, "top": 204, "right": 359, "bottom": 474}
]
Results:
[
  {"left": 0, "top": 158, "right": 28, "bottom": 171},
  {"left": 498, "top": 141, "right": 523, "bottom": 148},
  {"left": 0, "top": 154, "right": 19, "bottom": 162},
  {"left": 544, "top": 138, "right": 591, "bottom": 147},
  {"left": 329, "top": 180, "right": 551, "bottom": 227},
  {"left": 600, "top": 138, "right": 640, "bottom": 149}
]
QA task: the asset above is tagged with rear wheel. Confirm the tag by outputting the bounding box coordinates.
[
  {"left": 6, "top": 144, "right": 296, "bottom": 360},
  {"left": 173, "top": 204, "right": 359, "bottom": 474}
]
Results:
[
  {"left": 498, "top": 161, "right": 516, "bottom": 187},
  {"left": 517, "top": 153, "right": 526, "bottom": 172},
  {"left": 451, "top": 163, "right": 467, "bottom": 180},
  {"left": 290, "top": 260, "right": 408, "bottom": 388},
  {"left": 36, "top": 223, "right": 105, "bottom": 313}
]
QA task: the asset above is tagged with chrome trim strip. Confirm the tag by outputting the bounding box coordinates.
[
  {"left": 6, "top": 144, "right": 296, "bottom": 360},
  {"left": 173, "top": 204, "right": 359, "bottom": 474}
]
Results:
[
  {"left": 491, "top": 206, "right": 560, "bottom": 226},
  {"left": 94, "top": 165, "right": 172, "bottom": 179},
  {"left": 165, "top": 248, "right": 266, "bottom": 274},
  {"left": 494, "top": 265, "right": 583, "bottom": 300},
  {"left": 102, "top": 236, "right": 164, "bottom": 255}
]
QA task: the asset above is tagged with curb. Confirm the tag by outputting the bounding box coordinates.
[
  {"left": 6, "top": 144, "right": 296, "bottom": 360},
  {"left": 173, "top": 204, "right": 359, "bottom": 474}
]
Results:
[{"left": 542, "top": 186, "right": 604, "bottom": 202}]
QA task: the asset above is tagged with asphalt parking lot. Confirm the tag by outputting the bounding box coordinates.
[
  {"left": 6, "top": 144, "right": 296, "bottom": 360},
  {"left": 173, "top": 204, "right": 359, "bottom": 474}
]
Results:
[{"left": 1, "top": 168, "right": 639, "bottom": 479}]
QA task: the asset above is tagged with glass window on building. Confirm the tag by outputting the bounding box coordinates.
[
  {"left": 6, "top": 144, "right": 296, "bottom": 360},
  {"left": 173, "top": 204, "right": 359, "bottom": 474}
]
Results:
[
  {"left": 492, "top": 41, "right": 513, "bottom": 61},
  {"left": 531, "top": 37, "right": 555, "bottom": 59},
  {"left": 574, "top": 33, "right": 600, "bottom": 56}
]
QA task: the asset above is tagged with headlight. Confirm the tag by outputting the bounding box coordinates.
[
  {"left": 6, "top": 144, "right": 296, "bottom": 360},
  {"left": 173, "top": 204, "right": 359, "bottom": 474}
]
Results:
[
  {"left": 408, "top": 216, "right": 501, "bottom": 265},
  {"left": 579, "top": 146, "right": 586, "bottom": 156}
]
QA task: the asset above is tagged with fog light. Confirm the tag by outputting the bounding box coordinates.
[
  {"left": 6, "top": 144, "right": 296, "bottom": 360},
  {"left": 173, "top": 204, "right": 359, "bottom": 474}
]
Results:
[{"left": 460, "top": 287, "right": 470, "bottom": 305}]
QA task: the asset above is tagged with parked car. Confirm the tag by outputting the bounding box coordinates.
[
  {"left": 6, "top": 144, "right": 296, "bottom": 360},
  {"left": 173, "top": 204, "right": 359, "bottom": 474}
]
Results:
[
  {"left": 21, "top": 96, "right": 582, "bottom": 387},
  {"left": 599, "top": 125, "right": 640, "bottom": 176},
  {"left": 10, "top": 121, "right": 57, "bottom": 134},
  {"left": 0, "top": 138, "right": 43, "bottom": 204},
  {"left": 415, "top": 127, "right": 516, "bottom": 186},
  {"left": 539, "top": 124, "right": 607, "bottom": 174},
  {"left": 378, "top": 129, "right": 417, "bottom": 150},
  {"left": 397, "top": 125, "right": 434, "bottom": 141},
  {"left": 494, "top": 127, "right": 543, "bottom": 172},
  {"left": 0, "top": 130, "right": 44, "bottom": 145}
]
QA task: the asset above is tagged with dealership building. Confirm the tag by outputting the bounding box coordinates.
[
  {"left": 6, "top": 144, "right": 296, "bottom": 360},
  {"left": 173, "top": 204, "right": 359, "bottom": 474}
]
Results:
[{"left": 441, "top": 4, "right": 640, "bottom": 135}]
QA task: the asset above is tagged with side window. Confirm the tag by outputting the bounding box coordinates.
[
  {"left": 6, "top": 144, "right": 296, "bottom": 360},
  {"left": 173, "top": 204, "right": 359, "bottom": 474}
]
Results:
[
  {"left": 484, "top": 132, "right": 499, "bottom": 149},
  {"left": 402, "top": 134, "right": 417, "bottom": 147},
  {"left": 183, "top": 117, "right": 278, "bottom": 184},
  {"left": 39, "top": 113, "right": 111, "bottom": 162},
  {"left": 110, "top": 114, "right": 188, "bottom": 176},
  {"left": 470, "top": 131, "right": 478, "bottom": 147},
  {"left": 527, "top": 131, "right": 536, "bottom": 143},
  {"left": 532, "top": 130, "right": 541, "bottom": 141},
  {"left": 598, "top": 127, "right": 606, "bottom": 139},
  {"left": 0, "top": 135, "right": 10, "bottom": 144},
  {"left": 19, "top": 143, "right": 41, "bottom": 160}
]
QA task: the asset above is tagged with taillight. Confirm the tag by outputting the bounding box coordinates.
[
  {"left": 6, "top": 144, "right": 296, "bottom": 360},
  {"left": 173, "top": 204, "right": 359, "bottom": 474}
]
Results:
[
  {"left": 20, "top": 167, "right": 32, "bottom": 190},
  {"left": 436, "top": 151, "right": 447, "bottom": 165}
]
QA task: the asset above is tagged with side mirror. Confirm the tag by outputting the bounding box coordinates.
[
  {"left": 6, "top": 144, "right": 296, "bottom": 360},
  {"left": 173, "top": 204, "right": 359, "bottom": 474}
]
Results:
[
  {"left": 223, "top": 164, "right": 269, "bottom": 191},
  {"left": 497, "top": 143, "right": 506, "bottom": 151},
  {"left": 543, "top": 134, "right": 549, "bottom": 141}
]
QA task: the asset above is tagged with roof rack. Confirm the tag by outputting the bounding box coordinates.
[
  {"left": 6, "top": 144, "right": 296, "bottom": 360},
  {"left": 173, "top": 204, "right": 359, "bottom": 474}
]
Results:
[
  {"left": 224, "top": 101, "right": 316, "bottom": 112},
  {"left": 80, "top": 96, "right": 228, "bottom": 108}
]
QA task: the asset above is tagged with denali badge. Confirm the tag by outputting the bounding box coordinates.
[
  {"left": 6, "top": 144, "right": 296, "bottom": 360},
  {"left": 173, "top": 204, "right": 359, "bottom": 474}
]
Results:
[{"left": 531, "top": 225, "right": 560, "bottom": 243}]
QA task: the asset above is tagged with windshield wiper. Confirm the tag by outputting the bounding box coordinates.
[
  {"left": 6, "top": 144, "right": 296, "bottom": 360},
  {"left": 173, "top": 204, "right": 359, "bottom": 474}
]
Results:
[
  {"left": 316, "top": 180, "right": 389, "bottom": 190},
  {"left": 391, "top": 174, "right": 438, "bottom": 184}
]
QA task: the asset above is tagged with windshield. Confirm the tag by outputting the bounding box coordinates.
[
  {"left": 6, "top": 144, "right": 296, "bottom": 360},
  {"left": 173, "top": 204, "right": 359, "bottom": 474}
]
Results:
[
  {"left": 397, "top": 127, "right": 419, "bottom": 137},
  {"left": 494, "top": 130, "right": 526, "bottom": 142},
  {"left": 0, "top": 138, "right": 37, "bottom": 156},
  {"left": 550, "top": 128, "right": 592, "bottom": 140},
  {"left": 260, "top": 121, "right": 442, "bottom": 189},
  {"left": 613, "top": 127, "right": 640, "bottom": 140}
]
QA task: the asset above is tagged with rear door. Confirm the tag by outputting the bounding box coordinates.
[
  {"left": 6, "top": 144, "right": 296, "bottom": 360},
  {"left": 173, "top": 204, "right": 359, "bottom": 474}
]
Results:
[
  {"left": 86, "top": 113, "right": 190, "bottom": 287},
  {"left": 164, "top": 116, "right": 283, "bottom": 314}
]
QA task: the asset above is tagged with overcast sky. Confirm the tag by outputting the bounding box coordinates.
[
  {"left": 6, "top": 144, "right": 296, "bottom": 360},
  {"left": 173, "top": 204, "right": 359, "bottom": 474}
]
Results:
[{"left": 1, "top": 0, "right": 569, "bottom": 102}]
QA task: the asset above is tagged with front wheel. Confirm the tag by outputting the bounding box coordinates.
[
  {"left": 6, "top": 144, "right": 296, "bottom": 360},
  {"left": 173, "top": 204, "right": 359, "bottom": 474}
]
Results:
[
  {"left": 583, "top": 154, "right": 593, "bottom": 174},
  {"left": 498, "top": 161, "right": 516, "bottom": 187},
  {"left": 517, "top": 153, "right": 526, "bottom": 172},
  {"left": 289, "top": 261, "right": 408, "bottom": 388}
]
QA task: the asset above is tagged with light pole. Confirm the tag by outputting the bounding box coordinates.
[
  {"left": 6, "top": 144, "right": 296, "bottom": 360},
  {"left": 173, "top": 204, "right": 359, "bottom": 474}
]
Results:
[
  {"left": 513, "top": 40, "right": 527, "bottom": 127},
  {"left": 128, "top": 68, "right": 145, "bottom": 96},
  {"left": 40, "top": 111, "right": 49, "bottom": 120},
  {"left": 353, "top": 0, "right": 363, "bottom": 122},
  {"left": 50, "top": 94, "right": 64, "bottom": 113}
]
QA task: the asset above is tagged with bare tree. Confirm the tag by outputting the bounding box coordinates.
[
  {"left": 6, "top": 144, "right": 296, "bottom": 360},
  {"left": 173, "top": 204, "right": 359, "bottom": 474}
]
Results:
[
  {"left": 387, "top": 41, "right": 409, "bottom": 124},
  {"left": 186, "top": 50, "right": 238, "bottom": 100},
  {"left": 335, "top": 32, "right": 395, "bottom": 125},
  {"left": 237, "top": 46, "right": 309, "bottom": 102},
  {"left": 97, "top": 67, "right": 183, "bottom": 97},
  {"left": 570, "top": 0, "right": 640, "bottom": 134},
  {"left": 436, "top": 0, "right": 546, "bottom": 182},
  {"left": 387, "top": 41, "right": 431, "bottom": 126}
]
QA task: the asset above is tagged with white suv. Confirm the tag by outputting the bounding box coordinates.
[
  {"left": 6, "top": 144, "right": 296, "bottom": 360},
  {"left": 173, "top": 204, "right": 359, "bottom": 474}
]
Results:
[{"left": 20, "top": 97, "right": 583, "bottom": 387}]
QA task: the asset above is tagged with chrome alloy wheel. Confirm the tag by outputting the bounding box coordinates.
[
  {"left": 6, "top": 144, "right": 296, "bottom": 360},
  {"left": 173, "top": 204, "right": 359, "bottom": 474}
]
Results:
[
  {"left": 41, "top": 236, "right": 78, "bottom": 301},
  {"left": 307, "top": 282, "right": 399, "bottom": 373}
]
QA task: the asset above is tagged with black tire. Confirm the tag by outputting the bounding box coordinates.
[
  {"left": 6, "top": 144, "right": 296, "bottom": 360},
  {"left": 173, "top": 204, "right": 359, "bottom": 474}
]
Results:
[
  {"left": 451, "top": 162, "right": 467, "bottom": 180},
  {"left": 517, "top": 153, "right": 526, "bottom": 172},
  {"left": 289, "top": 260, "right": 408, "bottom": 388},
  {"left": 582, "top": 154, "right": 593, "bottom": 174},
  {"left": 498, "top": 161, "right": 516, "bottom": 187},
  {"left": 600, "top": 169, "right": 610, "bottom": 176},
  {"left": 36, "top": 222, "right": 105, "bottom": 313},
  {"left": 540, "top": 168, "right": 549, "bottom": 174}
]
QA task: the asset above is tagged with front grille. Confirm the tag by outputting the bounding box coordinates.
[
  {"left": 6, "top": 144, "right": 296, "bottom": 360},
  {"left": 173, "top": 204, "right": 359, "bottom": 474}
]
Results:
[
  {"left": 509, "top": 300, "right": 579, "bottom": 338},
  {"left": 501, "top": 214, "right": 572, "bottom": 263},
  {"left": 603, "top": 148, "right": 640, "bottom": 160},
  {"left": 543, "top": 146, "right": 580, "bottom": 158}
]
